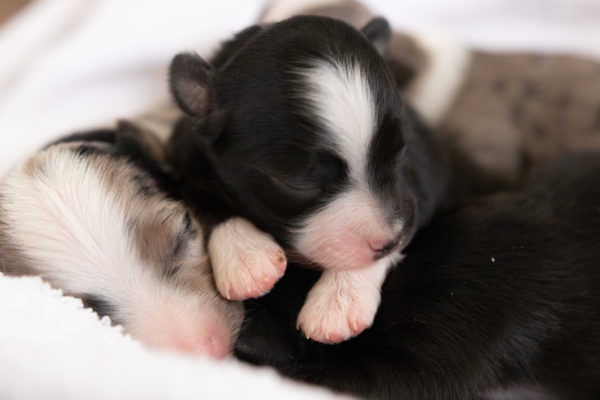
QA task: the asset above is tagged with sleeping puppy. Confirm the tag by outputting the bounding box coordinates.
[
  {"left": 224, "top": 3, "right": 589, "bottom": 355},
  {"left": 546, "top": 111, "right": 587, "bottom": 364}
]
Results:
[
  {"left": 167, "top": 15, "right": 449, "bottom": 344},
  {"left": 261, "top": 0, "right": 600, "bottom": 183},
  {"left": 234, "top": 152, "right": 600, "bottom": 400},
  {"left": 0, "top": 122, "right": 243, "bottom": 358}
]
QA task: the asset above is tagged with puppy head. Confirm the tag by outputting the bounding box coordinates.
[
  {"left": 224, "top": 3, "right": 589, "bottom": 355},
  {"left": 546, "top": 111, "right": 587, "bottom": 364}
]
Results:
[
  {"left": 170, "top": 16, "right": 433, "bottom": 271},
  {"left": 0, "top": 123, "right": 243, "bottom": 358}
]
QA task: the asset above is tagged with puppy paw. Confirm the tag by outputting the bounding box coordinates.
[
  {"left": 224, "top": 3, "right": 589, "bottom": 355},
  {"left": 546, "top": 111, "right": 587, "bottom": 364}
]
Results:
[
  {"left": 209, "top": 217, "right": 287, "bottom": 300},
  {"left": 296, "top": 270, "right": 382, "bottom": 344}
]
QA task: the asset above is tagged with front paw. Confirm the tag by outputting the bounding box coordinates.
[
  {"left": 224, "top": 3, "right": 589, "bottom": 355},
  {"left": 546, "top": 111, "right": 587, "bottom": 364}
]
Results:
[
  {"left": 209, "top": 217, "right": 287, "bottom": 300},
  {"left": 296, "top": 273, "right": 381, "bottom": 344}
]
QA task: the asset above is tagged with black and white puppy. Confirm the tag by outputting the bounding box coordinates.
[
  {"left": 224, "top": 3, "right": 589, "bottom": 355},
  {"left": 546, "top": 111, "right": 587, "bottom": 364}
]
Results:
[
  {"left": 262, "top": 0, "right": 600, "bottom": 183},
  {"left": 0, "top": 122, "right": 243, "bottom": 358},
  {"left": 235, "top": 153, "right": 600, "bottom": 400},
  {"left": 168, "top": 16, "right": 446, "bottom": 343}
]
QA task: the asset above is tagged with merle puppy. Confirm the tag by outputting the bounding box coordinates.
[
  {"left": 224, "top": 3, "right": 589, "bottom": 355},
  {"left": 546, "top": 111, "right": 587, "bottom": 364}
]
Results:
[
  {"left": 168, "top": 16, "right": 449, "bottom": 343},
  {"left": 235, "top": 153, "right": 600, "bottom": 400},
  {"left": 0, "top": 122, "right": 243, "bottom": 358}
]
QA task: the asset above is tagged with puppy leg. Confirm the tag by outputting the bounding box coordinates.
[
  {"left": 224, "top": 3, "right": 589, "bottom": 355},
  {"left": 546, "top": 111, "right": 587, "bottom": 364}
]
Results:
[
  {"left": 296, "top": 257, "right": 395, "bottom": 344},
  {"left": 209, "top": 217, "right": 287, "bottom": 300}
]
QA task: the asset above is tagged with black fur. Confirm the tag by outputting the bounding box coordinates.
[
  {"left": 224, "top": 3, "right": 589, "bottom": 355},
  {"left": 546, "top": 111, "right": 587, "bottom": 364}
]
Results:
[
  {"left": 168, "top": 16, "right": 451, "bottom": 256},
  {"left": 48, "top": 128, "right": 117, "bottom": 147},
  {"left": 235, "top": 154, "right": 600, "bottom": 400},
  {"left": 81, "top": 294, "right": 118, "bottom": 323},
  {"left": 360, "top": 17, "right": 391, "bottom": 55}
]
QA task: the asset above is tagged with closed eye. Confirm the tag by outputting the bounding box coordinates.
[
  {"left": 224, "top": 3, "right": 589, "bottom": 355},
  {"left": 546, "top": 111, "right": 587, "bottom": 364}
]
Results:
[
  {"left": 249, "top": 150, "right": 346, "bottom": 203},
  {"left": 173, "top": 212, "right": 194, "bottom": 258},
  {"left": 267, "top": 173, "right": 322, "bottom": 200}
]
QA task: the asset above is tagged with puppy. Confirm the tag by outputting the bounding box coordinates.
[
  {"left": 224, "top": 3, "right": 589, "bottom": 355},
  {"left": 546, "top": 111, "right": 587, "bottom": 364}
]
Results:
[
  {"left": 0, "top": 122, "right": 243, "bottom": 358},
  {"left": 235, "top": 153, "right": 600, "bottom": 400},
  {"left": 261, "top": 0, "right": 600, "bottom": 183},
  {"left": 167, "top": 15, "right": 451, "bottom": 343}
]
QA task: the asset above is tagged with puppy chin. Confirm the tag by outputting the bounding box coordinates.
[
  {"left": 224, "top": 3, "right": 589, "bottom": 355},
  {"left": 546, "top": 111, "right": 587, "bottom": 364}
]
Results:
[
  {"left": 297, "top": 234, "right": 405, "bottom": 272},
  {"left": 294, "top": 189, "right": 404, "bottom": 270},
  {"left": 304, "top": 237, "right": 385, "bottom": 271}
]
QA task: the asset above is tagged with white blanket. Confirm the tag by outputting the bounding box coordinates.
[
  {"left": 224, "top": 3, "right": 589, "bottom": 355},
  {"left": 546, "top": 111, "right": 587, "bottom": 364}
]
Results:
[
  {"left": 0, "top": 273, "right": 351, "bottom": 400},
  {"left": 0, "top": 0, "right": 599, "bottom": 398}
]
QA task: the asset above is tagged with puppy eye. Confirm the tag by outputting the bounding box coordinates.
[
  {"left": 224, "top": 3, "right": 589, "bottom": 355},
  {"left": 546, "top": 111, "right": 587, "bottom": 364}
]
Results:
[
  {"left": 268, "top": 174, "right": 322, "bottom": 199},
  {"left": 173, "top": 212, "right": 194, "bottom": 258}
]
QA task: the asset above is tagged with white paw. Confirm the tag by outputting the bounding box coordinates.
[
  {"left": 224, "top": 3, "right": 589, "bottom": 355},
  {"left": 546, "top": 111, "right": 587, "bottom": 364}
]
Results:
[
  {"left": 209, "top": 217, "right": 287, "bottom": 300},
  {"left": 296, "top": 270, "right": 382, "bottom": 344}
]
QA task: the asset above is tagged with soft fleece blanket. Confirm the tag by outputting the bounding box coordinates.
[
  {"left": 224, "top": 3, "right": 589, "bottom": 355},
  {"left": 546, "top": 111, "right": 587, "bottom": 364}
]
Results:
[
  {"left": 1, "top": 1, "right": 599, "bottom": 399},
  {"left": 0, "top": 273, "right": 350, "bottom": 400}
]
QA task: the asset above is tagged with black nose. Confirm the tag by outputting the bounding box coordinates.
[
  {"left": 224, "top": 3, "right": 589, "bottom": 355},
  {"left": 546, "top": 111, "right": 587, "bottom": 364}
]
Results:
[{"left": 374, "top": 236, "right": 401, "bottom": 260}]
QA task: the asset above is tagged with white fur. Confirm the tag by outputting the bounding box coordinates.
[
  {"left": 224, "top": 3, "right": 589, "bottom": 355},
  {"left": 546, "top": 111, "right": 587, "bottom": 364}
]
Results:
[
  {"left": 209, "top": 217, "right": 287, "bottom": 300},
  {"left": 296, "top": 255, "right": 399, "bottom": 343},
  {"left": 260, "top": 0, "right": 346, "bottom": 23},
  {"left": 407, "top": 32, "right": 471, "bottom": 124},
  {"left": 1, "top": 151, "right": 151, "bottom": 305},
  {"left": 300, "top": 59, "right": 377, "bottom": 184},
  {"left": 294, "top": 187, "right": 401, "bottom": 271}
]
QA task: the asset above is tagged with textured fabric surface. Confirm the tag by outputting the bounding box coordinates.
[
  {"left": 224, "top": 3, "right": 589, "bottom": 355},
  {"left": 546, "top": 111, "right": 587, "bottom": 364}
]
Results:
[{"left": 0, "top": 273, "right": 351, "bottom": 400}]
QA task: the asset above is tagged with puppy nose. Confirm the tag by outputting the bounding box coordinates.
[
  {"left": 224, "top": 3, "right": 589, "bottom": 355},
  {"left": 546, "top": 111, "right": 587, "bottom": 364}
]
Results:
[{"left": 371, "top": 236, "right": 401, "bottom": 259}]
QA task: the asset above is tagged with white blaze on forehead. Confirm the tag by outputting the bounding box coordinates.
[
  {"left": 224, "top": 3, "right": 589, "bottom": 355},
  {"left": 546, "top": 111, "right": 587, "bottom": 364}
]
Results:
[
  {"left": 299, "top": 59, "right": 377, "bottom": 183},
  {"left": 293, "top": 60, "right": 405, "bottom": 271}
]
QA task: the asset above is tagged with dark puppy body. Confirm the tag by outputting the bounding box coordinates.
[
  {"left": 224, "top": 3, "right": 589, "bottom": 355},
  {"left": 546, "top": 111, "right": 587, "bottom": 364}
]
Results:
[{"left": 235, "top": 153, "right": 600, "bottom": 400}]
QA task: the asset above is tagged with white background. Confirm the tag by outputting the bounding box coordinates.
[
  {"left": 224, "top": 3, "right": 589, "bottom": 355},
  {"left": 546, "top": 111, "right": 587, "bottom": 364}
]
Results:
[{"left": 1, "top": 0, "right": 599, "bottom": 174}]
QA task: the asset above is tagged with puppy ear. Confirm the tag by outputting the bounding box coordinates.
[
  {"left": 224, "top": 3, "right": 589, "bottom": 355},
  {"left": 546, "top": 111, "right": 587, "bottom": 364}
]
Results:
[
  {"left": 169, "top": 53, "right": 214, "bottom": 117},
  {"left": 387, "top": 58, "right": 417, "bottom": 90},
  {"left": 361, "top": 17, "right": 391, "bottom": 56},
  {"left": 115, "top": 120, "right": 166, "bottom": 165}
]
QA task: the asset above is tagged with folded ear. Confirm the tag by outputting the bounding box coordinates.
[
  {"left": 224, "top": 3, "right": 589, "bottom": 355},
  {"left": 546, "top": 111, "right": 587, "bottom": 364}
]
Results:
[
  {"left": 169, "top": 53, "right": 214, "bottom": 118},
  {"left": 115, "top": 120, "right": 166, "bottom": 165},
  {"left": 387, "top": 58, "right": 417, "bottom": 90},
  {"left": 361, "top": 17, "right": 391, "bottom": 56}
]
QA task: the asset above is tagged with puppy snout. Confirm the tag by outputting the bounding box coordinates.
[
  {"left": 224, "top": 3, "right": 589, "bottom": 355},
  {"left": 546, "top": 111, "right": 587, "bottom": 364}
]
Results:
[{"left": 371, "top": 235, "right": 401, "bottom": 260}]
